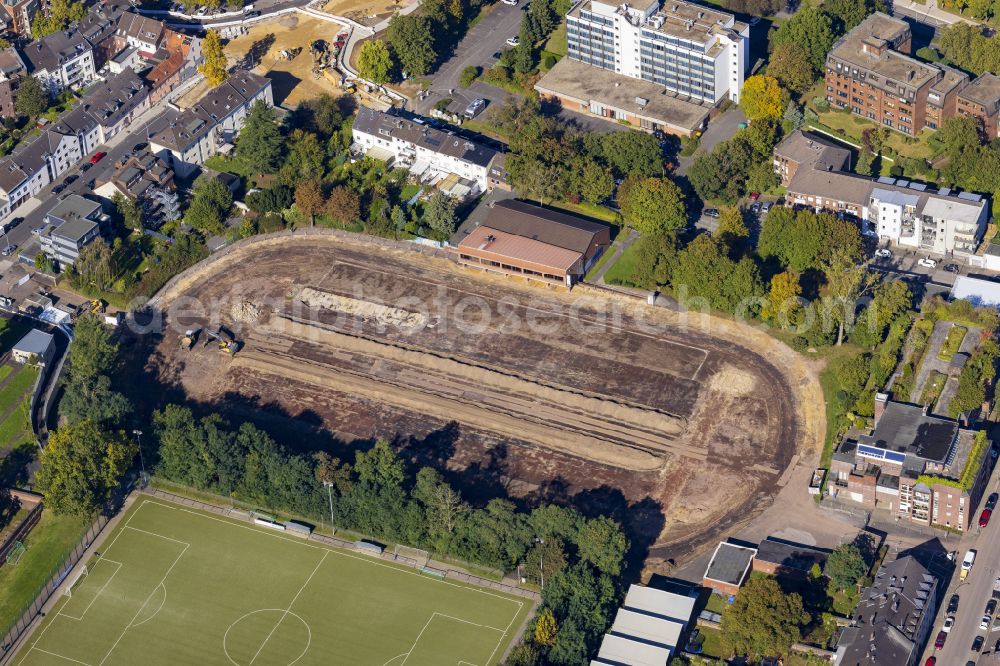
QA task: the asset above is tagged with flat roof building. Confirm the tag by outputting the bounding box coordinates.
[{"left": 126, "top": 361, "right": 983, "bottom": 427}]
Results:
[
  {"left": 591, "top": 583, "right": 697, "bottom": 666},
  {"left": 703, "top": 541, "right": 756, "bottom": 597},
  {"left": 957, "top": 73, "right": 1000, "bottom": 140},
  {"left": 454, "top": 199, "right": 611, "bottom": 288},
  {"left": 11, "top": 328, "right": 54, "bottom": 366},
  {"left": 752, "top": 537, "right": 831, "bottom": 579}
]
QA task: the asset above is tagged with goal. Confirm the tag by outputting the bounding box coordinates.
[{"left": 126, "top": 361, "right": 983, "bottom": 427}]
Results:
[
  {"left": 5, "top": 540, "right": 25, "bottom": 566},
  {"left": 63, "top": 565, "right": 89, "bottom": 597},
  {"left": 393, "top": 545, "right": 429, "bottom": 569}
]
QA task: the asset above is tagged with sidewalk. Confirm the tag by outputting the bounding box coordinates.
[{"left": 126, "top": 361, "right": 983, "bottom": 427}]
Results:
[{"left": 893, "top": 0, "right": 981, "bottom": 26}]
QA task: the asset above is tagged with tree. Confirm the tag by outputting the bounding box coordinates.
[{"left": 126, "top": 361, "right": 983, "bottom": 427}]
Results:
[
  {"left": 856, "top": 148, "right": 875, "bottom": 176},
  {"left": 459, "top": 65, "right": 479, "bottom": 87},
  {"left": 199, "top": 29, "right": 229, "bottom": 86},
  {"left": 357, "top": 39, "right": 393, "bottom": 84},
  {"left": 825, "top": 0, "right": 885, "bottom": 32},
  {"left": 236, "top": 101, "right": 283, "bottom": 173},
  {"left": 770, "top": 7, "right": 835, "bottom": 74},
  {"left": 325, "top": 186, "right": 360, "bottom": 226},
  {"left": 762, "top": 270, "right": 803, "bottom": 326},
  {"left": 281, "top": 129, "right": 325, "bottom": 185},
  {"left": 185, "top": 175, "right": 233, "bottom": 234},
  {"left": 826, "top": 543, "right": 868, "bottom": 590},
  {"left": 768, "top": 42, "right": 815, "bottom": 94},
  {"left": 113, "top": 192, "right": 143, "bottom": 232},
  {"left": 534, "top": 609, "right": 558, "bottom": 647},
  {"left": 423, "top": 192, "right": 457, "bottom": 238},
  {"left": 35, "top": 420, "right": 136, "bottom": 517},
  {"left": 294, "top": 179, "right": 325, "bottom": 226},
  {"left": 31, "top": 0, "right": 86, "bottom": 37},
  {"left": 74, "top": 240, "right": 115, "bottom": 291},
  {"left": 573, "top": 159, "right": 614, "bottom": 205},
  {"left": 508, "top": 156, "right": 565, "bottom": 205},
  {"left": 673, "top": 235, "right": 763, "bottom": 313},
  {"left": 783, "top": 101, "right": 805, "bottom": 131},
  {"left": 618, "top": 177, "right": 687, "bottom": 236},
  {"left": 630, "top": 233, "right": 677, "bottom": 289},
  {"left": 60, "top": 375, "right": 131, "bottom": 427},
  {"left": 822, "top": 248, "right": 877, "bottom": 345},
  {"left": 387, "top": 14, "right": 436, "bottom": 76},
  {"left": 575, "top": 516, "right": 627, "bottom": 575},
  {"left": 600, "top": 132, "right": 664, "bottom": 178},
  {"left": 15, "top": 75, "right": 48, "bottom": 120},
  {"left": 721, "top": 576, "right": 808, "bottom": 658},
  {"left": 68, "top": 314, "right": 119, "bottom": 381},
  {"left": 716, "top": 206, "right": 749, "bottom": 253},
  {"left": 511, "top": 21, "right": 535, "bottom": 74},
  {"left": 740, "top": 75, "right": 785, "bottom": 121}
]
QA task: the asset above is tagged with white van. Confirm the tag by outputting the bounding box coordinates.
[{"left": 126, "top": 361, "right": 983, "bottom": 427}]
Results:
[{"left": 962, "top": 549, "right": 977, "bottom": 580}]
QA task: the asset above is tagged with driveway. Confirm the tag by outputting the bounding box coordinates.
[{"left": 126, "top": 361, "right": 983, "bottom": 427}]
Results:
[
  {"left": 676, "top": 106, "right": 745, "bottom": 175},
  {"left": 413, "top": 0, "right": 527, "bottom": 116}
]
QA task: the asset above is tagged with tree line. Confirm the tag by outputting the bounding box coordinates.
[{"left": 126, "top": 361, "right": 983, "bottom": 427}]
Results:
[{"left": 151, "top": 406, "right": 629, "bottom": 665}]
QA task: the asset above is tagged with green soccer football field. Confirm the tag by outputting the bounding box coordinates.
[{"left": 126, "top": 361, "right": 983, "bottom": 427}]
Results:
[{"left": 15, "top": 496, "right": 530, "bottom": 666}]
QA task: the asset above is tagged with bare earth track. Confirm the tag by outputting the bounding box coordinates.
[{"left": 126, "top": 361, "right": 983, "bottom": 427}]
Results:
[{"left": 142, "top": 231, "right": 823, "bottom": 572}]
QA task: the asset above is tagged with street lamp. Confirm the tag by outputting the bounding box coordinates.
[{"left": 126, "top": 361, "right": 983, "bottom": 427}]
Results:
[
  {"left": 535, "top": 537, "right": 545, "bottom": 589},
  {"left": 132, "top": 429, "right": 146, "bottom": 480}
]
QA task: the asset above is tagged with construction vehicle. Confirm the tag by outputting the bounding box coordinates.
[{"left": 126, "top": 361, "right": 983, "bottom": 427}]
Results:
[
  {"left": 205, "top": 325, "right": 239, "bottom": 354},
  {"left": 180, "top": 328, "right": 200, "bottom": 350},
  {"left": 89, "top": 299, "right": 106, "bottom": 315}
]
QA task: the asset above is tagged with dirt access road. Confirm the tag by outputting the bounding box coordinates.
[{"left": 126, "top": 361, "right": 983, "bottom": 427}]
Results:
[{"left": 142, "top": 231, "right": 823, "bottom": 572}]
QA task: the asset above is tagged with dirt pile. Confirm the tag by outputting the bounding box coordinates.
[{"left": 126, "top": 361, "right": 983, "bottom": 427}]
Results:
[
  {"left": 297, "top": 287, "right": 427, "bottom": 330},
  {"left": 231, "top": 301, "right": 262, "bottom": 322}
]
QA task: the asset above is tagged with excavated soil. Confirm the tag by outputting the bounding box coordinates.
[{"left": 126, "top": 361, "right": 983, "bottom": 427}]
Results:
[{"left": 138, "top": 231, "right": 823, "bottom": 572}]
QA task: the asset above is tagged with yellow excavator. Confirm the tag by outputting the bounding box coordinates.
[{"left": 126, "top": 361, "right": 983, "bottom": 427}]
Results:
[
  {"left": 204, "top": 326, "right": 239, "bottom": 355},
  {"left": 88, "top": 299, "right": 106, "bottom": 315}
]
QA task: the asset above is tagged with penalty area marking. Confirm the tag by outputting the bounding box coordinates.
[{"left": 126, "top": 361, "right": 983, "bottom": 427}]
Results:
[
  {"left": 399, "top": 613, "right": 506, "bottom": 666},
  {"left": 57, "top": 559, "right": 124, "bottom": 622}
]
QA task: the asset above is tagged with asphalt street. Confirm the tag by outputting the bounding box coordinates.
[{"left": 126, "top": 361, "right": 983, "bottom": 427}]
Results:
[{"left": 412, "top": 0, "right": 526, "bottom": 116}]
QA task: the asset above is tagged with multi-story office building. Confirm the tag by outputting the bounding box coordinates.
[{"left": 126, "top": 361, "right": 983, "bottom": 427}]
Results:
[{"left": 535, "top": 0, "right": 747, "bottom": 136}]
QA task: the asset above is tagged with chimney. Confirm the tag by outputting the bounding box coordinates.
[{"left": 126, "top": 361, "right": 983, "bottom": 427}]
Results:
[{"left": 874, "top": 392, "right": 889, "bottom": 425}]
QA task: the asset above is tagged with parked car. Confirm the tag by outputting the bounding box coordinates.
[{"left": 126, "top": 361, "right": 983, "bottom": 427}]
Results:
[
  {"left": 52, "top": 183, "right": 66, "bottom": 194},
  {"left": 988, "top": 493, "right": 998, "bottom": 510},
  {"left": 945, "top": 263, "right": 960, "bottom": 273},
  {"left": 79, "top": 161, "right": 92, "bottom": 173},
  {"left": 982, "top": 615, "right": 991, "bottom": 630},
  {"left": 962, "top": 549, "right": 976, "bottom": 580},
  {"left": 918, "top": 257, "right": 937, "bottom": 268},
  {"left": 502, "top": 0, "right": 518, "bottom": 5},
  {"left": 875, "top": 248, "right": 892, "bottom": 258},
  {"left": 64, "top": 174, "right": 78, "bottom": 185},
  {"left": 89, "top": 151, "right": 107, "bottom": 164},
  {"left": 761, "top": 201, "right": 773, "bottom": 213},
  {"left": 981, "top": 508, "right": 993, "bottom": 528},
  {"left": 924, "top": 658, "right": 936, "bottom": 666},
  {"left": 703, "top": 208, "right": 720, "bottom": 218},
  {"left": 973, "top": 635, "right": 985, "bottom": 652},
  {"left": 506, "top": 36, "right": 519, "bottom": 46},
  {"left": 245, "top": 10, "right": 260, "bottom": 16},
  {"left": 2, "top": 243, "right": 17, "bottom": 256},
  {"left": 944, "top": 616, "right": 955, "bottom": 632},
  {"left": 949, "top": 594, "right": 960, "bottom": 614},
  {"left": 750, "top": 202, "right": 761, "bottom": 214},
  {"left": 935, "top": 630, "right": 947, "bottom": 649},
  {"left": 749, "top": 192, "right": 760, "bottom": 201},
  {"left": 463, "top": 98, "right": 487, "bottom": 119},
  {"left": 987, "top": 598, "right": 996, "bottom": 615},
  {"left": 3, "top": 216, "right": 23, "bottom": 233},
  {"left": 748, "top": 15, "right": 760, "bottom": 24}
]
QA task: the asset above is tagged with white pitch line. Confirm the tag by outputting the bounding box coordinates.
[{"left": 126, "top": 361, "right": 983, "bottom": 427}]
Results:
[
  {"left": 28, "top": 647, "right": 94, "bottom": 666},
  {"left": 248, "top": 551, "right": 329, "bottom": 666},
  {"left": 58, "top": 559, "right": 124, "bottom": 622}
]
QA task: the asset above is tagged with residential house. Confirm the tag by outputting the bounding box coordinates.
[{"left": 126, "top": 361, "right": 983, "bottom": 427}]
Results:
[
  {"left": 956, "top": 73, "right": 1000, "bottom": 140},
  {"left": 835, "top": 555, "right": 938, "bottom": 666},
  {"left": 21, "top": 27, "right": 96, "bottom": 94},
  {"left": 148, "top": 70, "right": 273, "bottom": 177},
  {"left": 0, "top": 48, "right": 27, "bottom": 118},
  {"left": 772, "top": 132, "right": 990, "bottom": 256},
  {"left": 37, "top": 194, "right": 107, "bottom": 267},
  {"left": 830, "top": 392, "right": 993, "bottom": 531},
  {"left": 351, "top": 106, "right": 501, "bottom": 195},
  {"left": 0, "top": 0, "right": 38, "bottom": 36},
  {"left": 752, "top": 537, "right": 830, "bottom": 579}
]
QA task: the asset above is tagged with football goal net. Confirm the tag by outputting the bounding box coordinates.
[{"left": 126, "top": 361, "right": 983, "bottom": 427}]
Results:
[
  {"left": 63, "top": 565, "right": 89, "bottom": 597},
  {"left": 5, "top": 541, "right": 25, "bottom": 566},
  {"left": 393, "top": 545, "right": 429, "bottom": 568}
]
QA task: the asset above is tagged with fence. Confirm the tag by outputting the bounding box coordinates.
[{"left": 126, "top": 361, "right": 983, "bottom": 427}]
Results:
[
  {"left": 0, "top": 514, "right": 109, "bottom": 661},
  {"left": 143, "top": 488, "right": 541, "bottom": 603}
]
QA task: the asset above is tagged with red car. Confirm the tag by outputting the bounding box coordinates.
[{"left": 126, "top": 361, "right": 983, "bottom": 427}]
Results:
[
  {"left": 925, "top": 657, "right": 936, "bottom": 666},
  {"left": 749, "top": 192, "right": 760, "bottom": 202},
  {"left": 981, "top": 508, "right": 992, "bottom": 527},
  {"left": 935, "top": 630, "right": 947, "bottom": 649},
  {"left": 89, "top": 151, "right": 107, "bottom": 164}
]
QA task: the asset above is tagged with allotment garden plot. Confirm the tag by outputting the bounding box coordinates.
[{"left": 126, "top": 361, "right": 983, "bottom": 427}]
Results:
[{"left": 16, "top": 496, "right": 528, "bottom": 666}]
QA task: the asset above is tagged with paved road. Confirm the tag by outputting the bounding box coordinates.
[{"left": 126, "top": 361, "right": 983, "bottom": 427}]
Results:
[
  {"left": 412, "top": 0, "right": 526, "bottom": 116},
  {"left": 676, "top": 107, "right": 745, "bottom": 176},
  {"left": 921, "top": 461, "right": 1000, "bottom": 666}
]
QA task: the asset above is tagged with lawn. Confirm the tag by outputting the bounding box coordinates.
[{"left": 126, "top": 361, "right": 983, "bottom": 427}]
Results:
[
  {"left": 0, "top": 510, "right": 90, "bottom": 638},
  {"left": 13, "top": 496, "right": 530, "bottom": 666},
  {"left": 0, "top": 364, "right": 38, "bottom": 454},
  {"left": 920, "top": 370, "right": 947, "bottom": 408},
  {"left": 937, "top": 324, "right": 967, "bottom": 361},
  {"left": 603, "top": 242, "right": 641, "bottom": 286},
  {"left": 806, "top": 109, "right": 937, "bottom": 163},
  {"left": 543, "top": 21, "right": 567, "bottom": 57},
  {"left": 547, "top": 199, "right": 620, "bottom": 225}
]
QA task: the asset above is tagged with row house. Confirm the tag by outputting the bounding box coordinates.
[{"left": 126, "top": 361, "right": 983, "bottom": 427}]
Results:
[
  {"left": 149, "top": 70, "right": 273, "bottom": 178},
  {"left": 956, "top": 72, "right": 1000, "bottom": 140},
  {"left": 0, "top": 0, "right": 39, "bottom": 37},
  {"left": 351, "top": 106, "right": 501, "bottom": 196}
]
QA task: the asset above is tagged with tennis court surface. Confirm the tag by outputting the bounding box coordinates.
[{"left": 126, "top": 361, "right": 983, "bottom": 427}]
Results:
[{"left": 15, "top": 496, "right": 530, "bottom": 666}]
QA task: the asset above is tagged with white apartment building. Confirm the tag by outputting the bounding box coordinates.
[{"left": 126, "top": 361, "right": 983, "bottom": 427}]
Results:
[
  {"left": 869, "top": 185, "right": 987, "bottom": 254},
  {"left": 352, "top": 107, "right": 500, "bottom": 196},
  {"left": 566, "top": 0, "right": 748, "bottom": 104},
  {"left": 22, "top": 28, "right": 96, "bottom": 94},
  {"left": 149, "top": 71, "right": 273, "bottom": 177}
]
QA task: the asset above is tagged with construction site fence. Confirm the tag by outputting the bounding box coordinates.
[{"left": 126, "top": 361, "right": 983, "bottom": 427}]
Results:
[
  {"left": 143, "top": 488, "right": 541, "bottom": 603},
  {"left": 0, "top": 513, "right": 110, "bottom": 663}
]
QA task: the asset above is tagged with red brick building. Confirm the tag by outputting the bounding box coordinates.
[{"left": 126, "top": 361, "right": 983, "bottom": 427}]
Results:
[{"left": 957, "top": 73, "right": 1000, "bottom": 140}]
